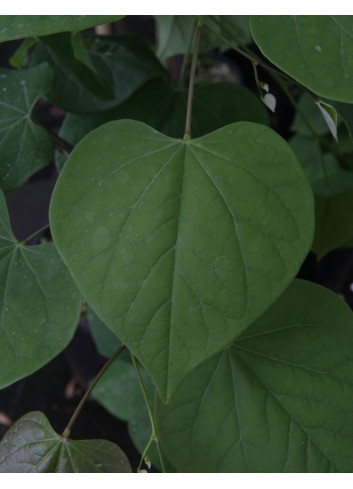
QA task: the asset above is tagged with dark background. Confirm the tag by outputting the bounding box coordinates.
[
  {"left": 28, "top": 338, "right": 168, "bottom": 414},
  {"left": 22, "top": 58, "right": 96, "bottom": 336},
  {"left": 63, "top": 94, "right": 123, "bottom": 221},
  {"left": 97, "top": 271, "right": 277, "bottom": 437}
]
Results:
[{"left": 1, "top": 16, "right": 353, "bottom": 472}]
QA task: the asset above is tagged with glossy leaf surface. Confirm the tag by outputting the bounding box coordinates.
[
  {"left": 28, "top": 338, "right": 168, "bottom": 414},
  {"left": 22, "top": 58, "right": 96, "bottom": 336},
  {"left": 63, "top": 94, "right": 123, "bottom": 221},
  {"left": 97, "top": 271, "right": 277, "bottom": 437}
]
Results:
[
  {"left": 0, "top": 411, "right": 131, "bottom": 472},
  {"left": 0, "top": 63, "right": 53, "bottom": 191},
  {"left": 50, "top": 120, "right": 314, "bottom": 401},
  {"left": 156, "top": 279, "right": 353, "bottom": 472},
  {"left": 251, "top": 16, "right": 353, "bottom": 102},
  {"left": 0, "top": 16, "right": 124, "bottom": 42},
  {"left": 0, "top": 191, "right": 81, "bottom": 388}
]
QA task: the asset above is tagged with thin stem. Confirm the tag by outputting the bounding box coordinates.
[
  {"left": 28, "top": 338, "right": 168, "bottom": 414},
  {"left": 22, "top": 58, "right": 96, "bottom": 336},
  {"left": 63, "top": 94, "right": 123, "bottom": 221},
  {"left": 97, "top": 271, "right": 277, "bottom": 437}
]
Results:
[
  {"left": 62, "top": 344, "right": 126, "bottom": 439},
  {"left": 202, "top": 17, "right": 312, "bottom": 94},
  {"left": 178, "top": 17, "right": 197, "bottom": 86},
  {"left": 22, "top": 223, "right": 50, "bottom": 245},
  {"left": 49, "top": 130, "right": 74, "bottom": 154},
  {"left": 32, "top": 116, "right": 74, "bottom": 154},
  {"left": 130, "top": 353, "right": 166, "bottom": 473},
  {"left": 183, "top": 20, "right": 203, "bottom": 140}
]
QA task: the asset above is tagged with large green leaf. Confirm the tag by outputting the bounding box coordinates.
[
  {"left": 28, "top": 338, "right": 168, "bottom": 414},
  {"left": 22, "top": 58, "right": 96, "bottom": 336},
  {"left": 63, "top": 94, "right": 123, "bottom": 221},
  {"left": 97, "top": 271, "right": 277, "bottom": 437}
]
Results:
[
  {"left": 250, "top": 16, "right": 353, "bottom": 103},
  {"left": 0, "top": 16, "right": 124, "bottom": 42},
  {"left": 0, "top": 191, "right": 81, "bottom": 388},
  {"left": 56, "top": 79, "right": 269, "bottom": 170},
  {"left": 50, "top": 120, "right": 314, "bottom": 401},
  {"left": 29, "top": 33, "right": 167, "bottom": 113},
  {"left": 156, "top": 279, "right": 353, "bottom": 472},
  {"left": 0, "top": 63, "right": 53, "bottom": 191},
  {"left": 0, "top": 411, "right": 131, "bottom": 472}
]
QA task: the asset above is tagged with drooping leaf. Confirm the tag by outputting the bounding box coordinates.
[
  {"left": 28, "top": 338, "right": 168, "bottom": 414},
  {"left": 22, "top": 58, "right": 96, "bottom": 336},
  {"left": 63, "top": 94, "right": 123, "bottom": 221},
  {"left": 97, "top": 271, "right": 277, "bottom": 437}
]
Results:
[
  {"left": 315, "top": 100, "right": 338, "bottom": 141},
  {"left": 50, "top": 119, "right": 314, "bottom": 401},
  {"left": 250, "top": 16, "right": 353, "bottom": 103},
  {"left": 9, "top": 38, "right": 38, "bottom": 68},
  {"left": 312, "top": 190, "right": 353, "bottom": 258},
  {"left": 29, "top": 33, "right": 167, "bottom": 113},
  {"left": 0, "top": 15, "right": 124, "bottom": 42},
  {"left": 0, "top": 411, "right": 131, "bottom": 472},
  {"left": 0, "top": 63, "right": 53, "bottom": 191},
  {"left": 0, "top": 190, "right": 81, "bottom": 388},
  {"left": 290, "top": 93, "right": 334, "bottom": 137},
  {"left": 56, "top": 79, "right": 270, "bottom": 171},
  {"left": 29, "top": 33, "right": 115, "bottom": 110},
  {"left": 156, "top": 279, "right": 353, "bottom": 473}
]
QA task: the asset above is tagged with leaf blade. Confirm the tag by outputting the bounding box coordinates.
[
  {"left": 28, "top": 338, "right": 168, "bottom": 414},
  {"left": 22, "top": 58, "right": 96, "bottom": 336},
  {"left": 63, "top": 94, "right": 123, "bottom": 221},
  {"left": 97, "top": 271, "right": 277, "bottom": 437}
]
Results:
[
  {"left": 50, "top": 120, "right": 314, "bottom": 401},
  {"left": 156, "top": 279, "right": 353, "bottom": 472}
]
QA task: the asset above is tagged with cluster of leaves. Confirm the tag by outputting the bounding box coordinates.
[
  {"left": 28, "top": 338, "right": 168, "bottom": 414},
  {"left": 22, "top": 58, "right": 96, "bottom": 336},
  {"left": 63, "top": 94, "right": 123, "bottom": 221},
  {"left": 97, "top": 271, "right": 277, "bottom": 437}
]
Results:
[{"left": 1, "top": 15, "right": 353, "bottom": 473}]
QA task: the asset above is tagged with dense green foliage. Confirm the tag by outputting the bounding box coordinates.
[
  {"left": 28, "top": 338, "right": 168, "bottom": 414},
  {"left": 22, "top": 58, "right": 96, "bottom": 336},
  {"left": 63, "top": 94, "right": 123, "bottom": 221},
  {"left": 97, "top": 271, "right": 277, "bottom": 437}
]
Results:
[{"left": 1, "top": 15, "right": 353, "bottom": 473}]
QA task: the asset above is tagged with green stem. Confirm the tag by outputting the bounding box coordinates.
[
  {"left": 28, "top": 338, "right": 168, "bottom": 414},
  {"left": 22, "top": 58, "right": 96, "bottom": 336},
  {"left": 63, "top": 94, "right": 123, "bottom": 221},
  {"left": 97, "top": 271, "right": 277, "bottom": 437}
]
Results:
[
  {"left": 130, "top": 353, "right": 166, "bottom": 473},
  {"left": 178, "top": 17, "right": 197, "bottom": 86},
  {"left": 22, "top": 223, "right": 50, "bottom": 245},
  {"left": 183, "top": 20, "right": 203, "bottom": 140},
  {"left": 62, "top": 344, "right": 126, "bottom": 439}
]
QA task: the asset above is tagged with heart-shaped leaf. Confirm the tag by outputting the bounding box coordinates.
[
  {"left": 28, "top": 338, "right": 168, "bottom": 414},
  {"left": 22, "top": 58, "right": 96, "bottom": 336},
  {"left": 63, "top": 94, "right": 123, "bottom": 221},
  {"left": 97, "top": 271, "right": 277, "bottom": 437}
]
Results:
[
  {"left": 0, "top": 411, "right": 131, "bottom": 472},
  {"left": 156, "top": 279, "right": 353, "bottom": 472},
  {"left": 0, "top": 16, "right": 124, "bottom": 42},
  {"left": 250, "top": 16, "right": 353, "bottom": 103},
  {"left": 0, "top": 63, "right": 54, "bottom": 191},
  {"left": 0, "top": 190, "right": 81, "bottom": 388},
  {"left": 49, "top": 120, "right": 314, "bottom": 401}
]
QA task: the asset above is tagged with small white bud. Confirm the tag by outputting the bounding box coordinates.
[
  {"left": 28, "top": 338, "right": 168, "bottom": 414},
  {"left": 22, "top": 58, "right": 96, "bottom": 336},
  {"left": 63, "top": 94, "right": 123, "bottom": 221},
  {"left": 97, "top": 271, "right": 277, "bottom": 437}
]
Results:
[{"left": 261, "top": 93, "right": 276, "bottom": 113}]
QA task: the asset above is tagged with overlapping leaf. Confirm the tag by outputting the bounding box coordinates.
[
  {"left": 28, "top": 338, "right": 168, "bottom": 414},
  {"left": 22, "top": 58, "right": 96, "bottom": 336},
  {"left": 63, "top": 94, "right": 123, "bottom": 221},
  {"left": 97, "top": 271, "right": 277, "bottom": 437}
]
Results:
[
  {"left": 29, "top": 34, "right": 168, "bottom": 113},
  {"left": 0, "top": 190, "right": 81, "bottom": 388},
  {"left": 250, "top": 16, "right": 353, "bottom": 103},
  {"left": 0, "top": 411, "right": 131, "bottom": 472},
  {"left": 156, "top": 279, "right": 353, "bottom": 472},
  {"left": 155, "top": 15, "right": 251, "bottom": 60},
  {"left": 56, "top": 79, "right": 269, "bottom": 170},
  {"left": 289, "top": 135, "right": 353, "bottom": 196},
  {"left": 92, "top": 357, "right": 174, "bottom": 471},
  {"left": 50, "top": 119, "right": 314, "bottom": 401},
  {"left": 0, "top": 16, "right": 124, "bottom": 42},
  {"left": 0, "top": 63, "right": 53, "bottom": 191}
]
